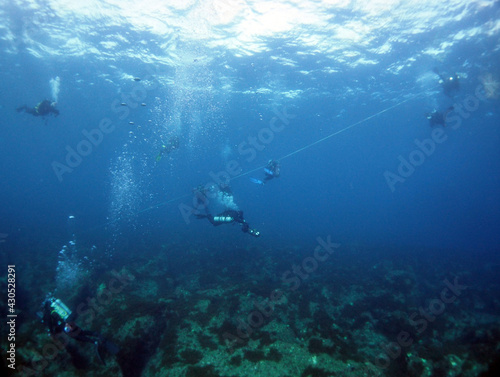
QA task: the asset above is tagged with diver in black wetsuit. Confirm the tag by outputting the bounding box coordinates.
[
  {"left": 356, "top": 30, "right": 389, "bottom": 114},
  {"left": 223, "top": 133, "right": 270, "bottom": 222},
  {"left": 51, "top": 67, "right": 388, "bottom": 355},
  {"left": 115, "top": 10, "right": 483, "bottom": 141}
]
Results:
[
  {"left": 17, "top": 99, "right": 59, "bottom": 117},
  {"left": 194, "top": 184, "right": 260, "bottom": 237},
  {"left": 39, "top": 297, "right": 119, "bottom": 365},
  {"left": 197, "top": 209, "right": 260, "bottom": 237},
  {"left": 426, "top": 106, "right": 454, "bottom": 127},
  {"left": 156, "top": 135, "right": 180, "bottom": 161},
  {"left": 433, "top": 68, "right": 460, "bottom": 97},
  {"left": 250, "top": 159, "right": 281, "bottom": 185}
]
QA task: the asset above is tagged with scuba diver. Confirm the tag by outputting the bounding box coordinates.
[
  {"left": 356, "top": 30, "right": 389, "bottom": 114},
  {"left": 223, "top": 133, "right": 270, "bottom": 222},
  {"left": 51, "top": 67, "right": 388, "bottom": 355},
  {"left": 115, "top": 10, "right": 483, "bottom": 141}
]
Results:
[
  {"left": 433, "top": 68, "right": 460, "bottom": 97},
  {"left": 38, "top": 296, "right": 119, "bottom": 365},
  {"left": 193, "top": 184, "right": 260, "bottom": 237},
  {"left": 156, "top": 135, "right": 180, "bottom": 162},
  {"left": 250, "top": 159, "right": 281, "bottom": 185},
  {"left": 426, "top": 106, "right": 454, "bottom": 127},
  {"left": 17, "top": 99, "right": 59, "bottom": 117}
]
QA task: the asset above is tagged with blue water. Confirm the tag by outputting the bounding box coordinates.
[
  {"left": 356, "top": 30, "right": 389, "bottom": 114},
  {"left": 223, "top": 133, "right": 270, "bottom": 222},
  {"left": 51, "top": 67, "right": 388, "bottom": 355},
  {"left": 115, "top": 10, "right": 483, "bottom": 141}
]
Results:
[{"left": 1, "top": 1, "right": 499, "bottom": 262}]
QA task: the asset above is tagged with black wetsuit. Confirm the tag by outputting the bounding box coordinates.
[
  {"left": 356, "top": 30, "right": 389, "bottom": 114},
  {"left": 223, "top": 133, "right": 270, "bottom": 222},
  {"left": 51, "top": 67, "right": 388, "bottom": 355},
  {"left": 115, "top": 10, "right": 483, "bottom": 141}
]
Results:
[
  {"left": 197, "top": 210, "right": 259, "bottom": 236},
  {"left": 17, "top": 100, "right": 59, "bottom": 117},
  {"left": 434, "top": 69, "right": 460, "bottom": 97},
  {"left": 40, "top": 299, "right": 118, "bottom": 364},
  {"left": 157, "top": 136, "right": 180, "bottom": 160},
  {"left": 427, "top": 107, "right": 454, "bottom": 127},
  {"left": 264, "top": 160, "right": 280, "bottom": 183},
  {"left": 42, "top": 300, "right": 96, "bottom": 341}
]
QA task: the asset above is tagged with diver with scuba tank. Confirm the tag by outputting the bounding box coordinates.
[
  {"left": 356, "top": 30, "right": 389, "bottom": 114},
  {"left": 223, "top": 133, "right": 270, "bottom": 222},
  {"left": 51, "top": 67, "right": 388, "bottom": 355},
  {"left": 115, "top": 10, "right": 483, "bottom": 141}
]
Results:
[
  {"left": 193, "top": 183, "right": 260, "bottom": 237},
  {"left": 250, "top": 159, "right": 281, "bottom": 185},
  {"left": 38, "top": 296, "right": 119, "bottom": 365}
]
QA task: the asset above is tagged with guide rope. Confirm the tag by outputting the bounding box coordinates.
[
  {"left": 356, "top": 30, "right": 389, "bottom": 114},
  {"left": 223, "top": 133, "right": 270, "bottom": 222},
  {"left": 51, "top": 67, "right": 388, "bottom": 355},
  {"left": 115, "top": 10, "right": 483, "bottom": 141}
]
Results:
[
  {"left": 90, "top": 90, "right": 426, "bottom": 231},
  {"left": 144, "top": 92, "right": 424, "bottom": 212}
]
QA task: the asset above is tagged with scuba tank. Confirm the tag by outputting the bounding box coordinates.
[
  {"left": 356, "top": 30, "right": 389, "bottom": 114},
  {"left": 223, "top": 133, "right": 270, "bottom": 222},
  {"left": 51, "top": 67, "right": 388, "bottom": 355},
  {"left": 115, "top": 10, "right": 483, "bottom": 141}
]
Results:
[
  {"left": 213, "top": 216, "right": 234, "bottom": 223},
  {"left": 50, "top": 299, "right": 72, "bottom": 321}
]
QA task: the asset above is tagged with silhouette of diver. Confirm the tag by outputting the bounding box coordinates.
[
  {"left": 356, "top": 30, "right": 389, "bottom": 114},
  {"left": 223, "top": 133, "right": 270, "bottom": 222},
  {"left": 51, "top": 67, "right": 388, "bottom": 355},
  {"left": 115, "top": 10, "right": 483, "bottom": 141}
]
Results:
[
  {"left": 38, "top": 297, "right": 119, "bottom": 365},
  {"left": 433, "top": 68, "right": 460, "bottom": 97},
  {"left": 426, "top": 106, "right": 454, "bottom": 127},
  {"left": 250, "top": 159, "right": 281, "bottom": 185},
  {"left": 17, "top": 99, "right": 59, "bottom": 117},
  {"left": 156, "top": 136, "right": 180, "bottom": 161},
  {"left": 193, "top": 184, "right": 260, "bottom": 237}
]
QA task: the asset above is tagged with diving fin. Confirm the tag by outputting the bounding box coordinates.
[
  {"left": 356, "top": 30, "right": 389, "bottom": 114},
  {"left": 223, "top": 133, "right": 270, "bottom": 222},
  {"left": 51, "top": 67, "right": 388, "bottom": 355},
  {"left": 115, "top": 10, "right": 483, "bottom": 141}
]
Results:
[
  {"left": 96, "top": 338, "right": 120, "bottom": 365},
  {"left": 250, "top": 177, "right": 264, "bottom": 185},
  {"left": 96, "top": 341, "right": 106, "bottom": 365},
  {"left": 103, "top": 339, "right": 119, "bottom": 355}
]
